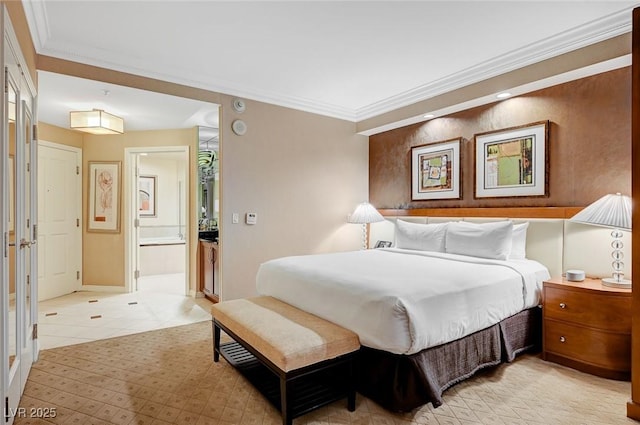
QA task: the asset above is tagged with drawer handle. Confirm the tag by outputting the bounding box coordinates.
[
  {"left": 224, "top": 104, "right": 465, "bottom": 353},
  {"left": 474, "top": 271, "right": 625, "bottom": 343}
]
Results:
[
  {"left": 559, "top": 303, "right": 566, "bottom": 309},
  {"left": 560, "top": 336, "right": 566, "bottom": 343}
]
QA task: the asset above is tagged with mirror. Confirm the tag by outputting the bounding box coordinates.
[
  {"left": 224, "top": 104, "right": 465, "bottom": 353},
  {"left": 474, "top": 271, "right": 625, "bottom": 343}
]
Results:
[
  {"left": 198, "top": 126, "right": 219, "bottom": 239},
  {"left": 7, "top": 80, "right": 17, "bottom": 369}
]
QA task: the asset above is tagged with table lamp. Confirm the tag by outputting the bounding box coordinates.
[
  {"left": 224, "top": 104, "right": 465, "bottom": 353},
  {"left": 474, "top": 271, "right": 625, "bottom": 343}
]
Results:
[
  {"left": 570, "top": 193, "right": 632, "bottom": 288},
  {"left": 348, "top": 202, "right": 384, "bottom": 249}
]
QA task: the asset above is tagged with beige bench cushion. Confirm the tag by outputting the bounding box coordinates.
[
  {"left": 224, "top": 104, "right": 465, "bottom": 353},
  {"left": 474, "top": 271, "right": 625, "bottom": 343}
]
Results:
[{"left": 211, "top": 296, "right": 360, "bottom": 372}]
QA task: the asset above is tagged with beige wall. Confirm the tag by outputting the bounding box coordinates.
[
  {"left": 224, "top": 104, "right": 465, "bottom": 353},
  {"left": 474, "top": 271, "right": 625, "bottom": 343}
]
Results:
[
  {"left": 38, "top": 125, "right": 198, "bottom": 289},
  {"left": 39, "top": 110, "right": 368, "bottom": 300},
  {"left": 81, "top": 129, "right": 197, "bottom": 288},
  {"left": 38, "top": 122, "right": 83, "bottom": 148},
  {"left": 218, "top": 95, "right": 369, "bottom": 300},
  {"left": 139, "top": 156, "right": 184, "bottom": 228}
]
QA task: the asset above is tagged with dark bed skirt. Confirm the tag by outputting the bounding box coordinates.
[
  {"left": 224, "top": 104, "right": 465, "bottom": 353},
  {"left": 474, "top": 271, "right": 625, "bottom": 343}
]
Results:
[{"left": 356, "top": 306, "right": 542, "bottom": 412}]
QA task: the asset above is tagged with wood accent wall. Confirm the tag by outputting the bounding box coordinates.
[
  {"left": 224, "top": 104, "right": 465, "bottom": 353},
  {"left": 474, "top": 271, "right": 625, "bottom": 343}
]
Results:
[
  {"left": 379, "top": 206, "right": 582, "bottom": 219},
  {"left": 627, "top": 7, "right": 640, "bottom": 421},
  {"left": 369, "top": 68, "right": 631, "bottom": 209}
]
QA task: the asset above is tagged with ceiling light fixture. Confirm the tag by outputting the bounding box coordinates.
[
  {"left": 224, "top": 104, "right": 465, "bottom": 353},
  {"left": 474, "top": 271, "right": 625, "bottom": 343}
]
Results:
[
  {"left": 423, "top": 114, "right": 435, "bottom": 119},
  {"left": 496, "top": 92, "right": 512, "bottom": 99},
  {"left": 70, "top": 109, "right": 124, "bottom": 135}
]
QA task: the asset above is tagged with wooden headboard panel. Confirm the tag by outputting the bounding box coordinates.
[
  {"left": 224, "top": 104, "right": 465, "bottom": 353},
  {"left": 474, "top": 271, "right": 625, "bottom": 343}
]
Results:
[{"left": 371, "top": 207, "right": 631, "bottom": 280}]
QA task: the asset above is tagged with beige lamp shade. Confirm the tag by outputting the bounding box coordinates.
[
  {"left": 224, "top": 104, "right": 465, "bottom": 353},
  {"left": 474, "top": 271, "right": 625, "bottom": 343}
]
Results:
[
  {"left": 70, "top": 109, "right": 124, "bottom": 135},
  {"left": 348, "top": 202, "right": 384, "bottom": 250},
  {"left": 348, "top": 202, "right": 384, "bottom": 224}
]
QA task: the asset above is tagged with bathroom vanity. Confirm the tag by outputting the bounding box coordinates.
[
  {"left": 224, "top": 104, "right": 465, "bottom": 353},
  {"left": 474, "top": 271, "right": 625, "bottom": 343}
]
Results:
[{"left": 199, "top": 234, "right": 219, "bottom": 303}]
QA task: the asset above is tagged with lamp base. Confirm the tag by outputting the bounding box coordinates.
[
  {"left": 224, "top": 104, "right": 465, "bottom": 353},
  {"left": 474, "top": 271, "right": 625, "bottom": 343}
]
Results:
[{"left": 602, "top": 277, "right": 632, "bottom": 289}]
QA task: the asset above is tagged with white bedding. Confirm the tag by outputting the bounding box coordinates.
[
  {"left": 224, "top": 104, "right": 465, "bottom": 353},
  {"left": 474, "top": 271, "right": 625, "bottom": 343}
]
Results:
[{"left": 256, "top": 248, "right": 550, "bottom": 355}]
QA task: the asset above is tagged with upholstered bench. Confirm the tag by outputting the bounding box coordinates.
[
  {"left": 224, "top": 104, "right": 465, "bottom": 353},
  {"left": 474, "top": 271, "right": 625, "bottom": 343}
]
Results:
[{"left": 211, "top": 296, "right": 360, "bottom": 425}]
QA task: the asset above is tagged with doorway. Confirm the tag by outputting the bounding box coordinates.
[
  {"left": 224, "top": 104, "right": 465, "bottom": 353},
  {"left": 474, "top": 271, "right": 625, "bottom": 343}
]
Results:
[{"left": 124, "top": 147, "right": 190, "bottom": 295}]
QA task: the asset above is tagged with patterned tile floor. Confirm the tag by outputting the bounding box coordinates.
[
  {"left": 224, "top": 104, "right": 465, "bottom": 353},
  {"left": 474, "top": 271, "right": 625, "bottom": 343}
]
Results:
[
  {"left": 37, "top": 274, "right": 213, "bottom": 349},
  {"left": 14, "top": 321, "right": 636, "bottom": 425}
]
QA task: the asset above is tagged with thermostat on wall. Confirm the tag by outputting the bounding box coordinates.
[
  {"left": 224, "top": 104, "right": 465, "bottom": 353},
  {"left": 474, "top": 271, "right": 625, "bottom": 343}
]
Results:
[
  {"left": 246, "top": 212, "right": 257, "bottom": 225},
  {"left": 566, "top": 269, "right": 585, "bottom": 282}
]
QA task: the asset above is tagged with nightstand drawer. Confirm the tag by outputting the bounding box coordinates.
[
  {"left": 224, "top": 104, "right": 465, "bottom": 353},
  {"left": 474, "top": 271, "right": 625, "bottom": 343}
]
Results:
[
  {"left": 544, "top": 320, "right": 631, "bottom": 371},
  {"left": 544, "top": 287, "right": 631, "bottom": 333}
]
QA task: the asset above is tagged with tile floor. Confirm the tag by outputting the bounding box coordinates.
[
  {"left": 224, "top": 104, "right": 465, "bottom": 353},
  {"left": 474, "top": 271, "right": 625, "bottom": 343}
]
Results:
[{"left": 37, "top": 273, "right": 214, "bottom": 350}]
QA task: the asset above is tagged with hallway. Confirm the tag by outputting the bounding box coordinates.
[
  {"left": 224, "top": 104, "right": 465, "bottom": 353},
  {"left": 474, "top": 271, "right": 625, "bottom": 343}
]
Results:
[{"left": 37, "top": 284, "right": 213, "bottom": 350}]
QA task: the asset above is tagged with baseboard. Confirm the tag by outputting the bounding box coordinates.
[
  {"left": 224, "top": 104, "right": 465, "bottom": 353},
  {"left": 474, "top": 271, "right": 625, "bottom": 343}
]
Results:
[{"left": 80, "top": 285, "right": 127, "bottom": 293}]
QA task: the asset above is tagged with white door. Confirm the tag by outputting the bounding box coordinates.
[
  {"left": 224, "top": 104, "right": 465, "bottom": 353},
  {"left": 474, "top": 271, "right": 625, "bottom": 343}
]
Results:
[
  {"left": 37, "top": 142, "right": 82, "bottom": 300},
  {"left": 3, "top": 13, "right": 38, "bottom": 421},
  {"left": 4, "top": 65, "right": 21, "bottom": 424},
  {"left": 20, "top": 101, "right": 36, "bottom": 391}
]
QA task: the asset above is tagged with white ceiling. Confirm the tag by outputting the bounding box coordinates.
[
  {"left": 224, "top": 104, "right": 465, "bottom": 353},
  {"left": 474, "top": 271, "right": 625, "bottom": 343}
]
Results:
[{"left": 23, "top": 1, "right": 639, "bottom": 134}]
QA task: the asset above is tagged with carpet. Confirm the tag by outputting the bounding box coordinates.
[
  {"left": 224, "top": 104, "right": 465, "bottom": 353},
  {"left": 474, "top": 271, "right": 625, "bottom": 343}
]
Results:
[{"left": 14, "top": 321, "right": 635, "bottom": 424}]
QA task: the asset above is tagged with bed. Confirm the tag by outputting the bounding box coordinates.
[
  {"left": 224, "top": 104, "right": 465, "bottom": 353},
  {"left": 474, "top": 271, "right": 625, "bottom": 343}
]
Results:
[{"left": 256, "top": 219, "right": 553, "bottom": 411}]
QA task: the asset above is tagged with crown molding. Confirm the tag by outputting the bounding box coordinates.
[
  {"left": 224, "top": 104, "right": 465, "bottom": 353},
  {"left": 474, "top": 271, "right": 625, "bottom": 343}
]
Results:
[
  {"left": 38, "top": 40, "right": 358, "bottom": 122},
  {"left": 357, "top": 55, "right": 631, "bottom": 136},
  {"left": 22, "top": 0, "right": 50, "bottom": 52},
  {"left": 22, "top": 2, "right": 634, "bottom": 124},
  {"left": 355, "top": 6, "right": 634, "bottom": 122}
]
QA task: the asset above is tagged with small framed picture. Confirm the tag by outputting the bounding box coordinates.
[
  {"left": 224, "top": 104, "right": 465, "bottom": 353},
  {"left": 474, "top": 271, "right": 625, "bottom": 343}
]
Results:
[
  {"left": 374, "top": 240, "right": 392, "bottom": 248},
  {"left": 138, "top": 175, "right": 157, "bottom": 217},
  {"left": 411, "top": 138, "right": 462, "bottom": 200}
]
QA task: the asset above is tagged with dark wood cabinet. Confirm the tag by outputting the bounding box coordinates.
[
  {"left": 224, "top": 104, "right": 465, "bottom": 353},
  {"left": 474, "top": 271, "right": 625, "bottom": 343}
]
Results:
[
  {"left": 200, "top": 239, "right": 219, "bottom": 303},
  {"left": 542, "top": 277, "right": 631, "bottom": 380}
]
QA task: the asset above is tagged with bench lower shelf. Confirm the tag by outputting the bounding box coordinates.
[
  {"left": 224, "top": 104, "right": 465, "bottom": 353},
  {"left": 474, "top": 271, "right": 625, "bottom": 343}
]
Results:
[{"left": 219, "top": 341, "right": 353, "bottom": 419}]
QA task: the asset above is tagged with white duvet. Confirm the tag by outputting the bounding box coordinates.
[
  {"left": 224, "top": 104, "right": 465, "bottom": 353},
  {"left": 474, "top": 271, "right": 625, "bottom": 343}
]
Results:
[{"left": 256, "top": 248, "right": 550, "bottom": 355}]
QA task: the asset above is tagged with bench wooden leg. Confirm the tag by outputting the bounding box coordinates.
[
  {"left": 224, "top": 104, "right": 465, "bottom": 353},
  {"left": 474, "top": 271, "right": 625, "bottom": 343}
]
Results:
[
  {"left": 213, "top": 321, "right": 221, "bottom": 362},
  {"left": 280, "top": 377, "right": 292, "bottom": 425},
  {"left": 348, "top": 357, "right": 355, "bottom": 412}
]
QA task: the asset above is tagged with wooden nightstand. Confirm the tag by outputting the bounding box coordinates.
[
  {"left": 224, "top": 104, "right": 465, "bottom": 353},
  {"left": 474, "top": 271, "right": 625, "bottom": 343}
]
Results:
[{"left": 542, "top": 276, "right": 631, "bottom": 380}]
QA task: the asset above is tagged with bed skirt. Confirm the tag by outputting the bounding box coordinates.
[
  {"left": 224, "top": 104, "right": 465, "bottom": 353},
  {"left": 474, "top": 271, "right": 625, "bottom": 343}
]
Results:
[{"left": 356, "top": 306, "right": 542, "bottom": 412}]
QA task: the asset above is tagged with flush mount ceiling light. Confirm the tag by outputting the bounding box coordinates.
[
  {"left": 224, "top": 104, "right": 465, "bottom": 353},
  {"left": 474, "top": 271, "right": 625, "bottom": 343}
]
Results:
[{"left": 69, "top": 109, "right": 124, "bottom": 135}]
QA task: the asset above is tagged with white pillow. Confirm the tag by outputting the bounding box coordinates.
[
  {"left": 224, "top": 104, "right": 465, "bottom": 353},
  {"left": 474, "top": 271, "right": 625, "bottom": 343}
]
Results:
[
  {"left": 395, "top": 220, "right": 448, "bottom": 252},
  {"left": 445, "top": 221, "right": 514, "bottom": 260},
  {"left": 510, "top": 222, "right": 529, "bottom": 260}
]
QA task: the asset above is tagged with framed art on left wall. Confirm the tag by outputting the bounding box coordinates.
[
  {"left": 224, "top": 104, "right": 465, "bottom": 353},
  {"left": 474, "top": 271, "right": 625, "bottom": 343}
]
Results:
[
  {"left": 411, "top": 138, "right": 462, "bottom": 200},
  {"left": 88, "top": 161, "right": 121, "bottom": 232}
]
